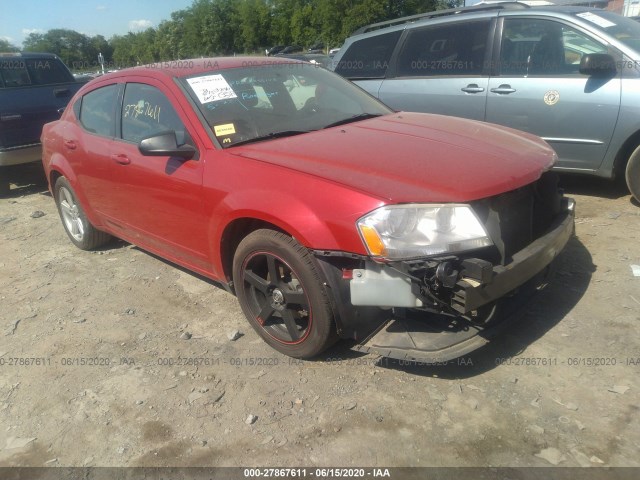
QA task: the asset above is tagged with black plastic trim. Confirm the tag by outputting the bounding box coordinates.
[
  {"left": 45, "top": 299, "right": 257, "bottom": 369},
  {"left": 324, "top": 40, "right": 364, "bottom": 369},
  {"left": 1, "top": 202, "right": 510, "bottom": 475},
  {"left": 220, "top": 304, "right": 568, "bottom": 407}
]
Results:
[{"left": 455, "top": 198, "right": 574, "bottom": 313}]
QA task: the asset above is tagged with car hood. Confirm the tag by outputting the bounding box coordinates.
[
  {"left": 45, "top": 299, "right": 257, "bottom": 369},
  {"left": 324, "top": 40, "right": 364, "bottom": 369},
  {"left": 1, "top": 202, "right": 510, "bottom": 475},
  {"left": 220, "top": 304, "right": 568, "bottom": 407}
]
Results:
[{"left": 227, "top": 113, "right": 556, "bottom": 203}]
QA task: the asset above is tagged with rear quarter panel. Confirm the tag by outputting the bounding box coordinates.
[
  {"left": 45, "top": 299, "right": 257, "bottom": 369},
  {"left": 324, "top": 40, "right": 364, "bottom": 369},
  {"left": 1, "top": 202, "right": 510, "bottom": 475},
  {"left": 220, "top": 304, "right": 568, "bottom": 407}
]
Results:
[{"left": 41, "top": 113, "right": 106, "bottom": 230}]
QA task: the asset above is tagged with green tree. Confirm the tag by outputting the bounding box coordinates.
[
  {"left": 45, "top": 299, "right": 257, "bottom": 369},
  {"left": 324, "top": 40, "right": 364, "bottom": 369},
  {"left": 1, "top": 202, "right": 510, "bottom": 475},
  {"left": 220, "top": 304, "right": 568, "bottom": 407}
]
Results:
[
  {"left": 309, "top": 0, "right": 346, "bottom": 50},
  {"left": 268, "top": 0, "right": 300, "bottom": 46},
  {"left": 155, "top": 15, "right": 187, "bottom": 60},
  {"left": 99, "top": 0, "right": 468, "bottom": 67},
  {"left": 111, "top": 29, "right": 159, "bottom": 67},
  {"left": 174, "top": 0, "right": 237, "bottom": 56},
  {"left": 90, "top": 35, "right": 113, "bottom": 67},
  {"left": 340, "top": 0, "right": 388, "bottom": 39},
  {"left": 385, "top": 0, "right": 441, "bottom": 18},
  {"left": 21, "top": 29, "right": 115, "bottom": 70},
  {"left": 234, "top": 0, "right": 271, "bottom": 53},
  {"left": 287, "top": 2, "right": 313, "bottom": 47},
  {"left": 206, "top": 0, "right": 237, "bottom": 55},
  {"left": 22, "top": 32, "right": 52, "bottom": 52},
  {"left": 23, "top": 29, "right": 90, "bottom": 66},
  {"left": 0, "top": 38, "right": 19, "bottom": 52}
]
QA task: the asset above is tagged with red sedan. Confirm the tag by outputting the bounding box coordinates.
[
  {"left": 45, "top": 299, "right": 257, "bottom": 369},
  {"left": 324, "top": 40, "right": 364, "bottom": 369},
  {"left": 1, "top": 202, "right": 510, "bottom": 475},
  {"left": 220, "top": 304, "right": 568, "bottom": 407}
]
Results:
[{"left": 41, "top": 57, "right": 574, "bottom": 361}]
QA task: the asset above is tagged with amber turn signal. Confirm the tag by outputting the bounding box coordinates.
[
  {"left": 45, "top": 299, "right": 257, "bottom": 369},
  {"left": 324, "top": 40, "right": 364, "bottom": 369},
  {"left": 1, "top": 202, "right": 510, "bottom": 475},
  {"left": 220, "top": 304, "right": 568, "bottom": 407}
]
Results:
[{"left": 358, "top": 225, "right": 387, "bottom": 257}]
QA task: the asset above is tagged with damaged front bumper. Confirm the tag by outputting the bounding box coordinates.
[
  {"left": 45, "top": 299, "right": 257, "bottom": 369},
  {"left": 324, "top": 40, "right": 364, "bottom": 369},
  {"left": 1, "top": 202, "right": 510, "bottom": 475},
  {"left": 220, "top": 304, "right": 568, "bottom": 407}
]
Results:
[{"left": 316, "top": 197, "right": 575, "bottom": 363}]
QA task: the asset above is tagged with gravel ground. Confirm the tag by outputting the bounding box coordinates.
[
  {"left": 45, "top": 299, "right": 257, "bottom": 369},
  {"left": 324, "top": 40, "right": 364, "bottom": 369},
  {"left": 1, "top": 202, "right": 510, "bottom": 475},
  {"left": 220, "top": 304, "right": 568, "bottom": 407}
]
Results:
[{"left": 0, "top": 163, "right": 638, "bottom": 468}]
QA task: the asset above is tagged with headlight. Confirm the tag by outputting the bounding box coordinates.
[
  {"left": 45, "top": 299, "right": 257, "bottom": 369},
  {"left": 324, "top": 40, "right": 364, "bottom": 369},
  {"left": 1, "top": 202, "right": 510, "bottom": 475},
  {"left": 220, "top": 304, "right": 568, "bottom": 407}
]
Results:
[{"left": 357, "top": 204, "right": 492, "bottom": 260}]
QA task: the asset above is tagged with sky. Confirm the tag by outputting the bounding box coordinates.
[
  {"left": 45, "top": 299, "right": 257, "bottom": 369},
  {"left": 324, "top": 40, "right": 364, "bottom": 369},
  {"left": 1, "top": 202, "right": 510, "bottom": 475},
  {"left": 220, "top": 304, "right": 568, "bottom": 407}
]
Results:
[{"left": 0, "top": 0, "right": 195, "bottom": 47}]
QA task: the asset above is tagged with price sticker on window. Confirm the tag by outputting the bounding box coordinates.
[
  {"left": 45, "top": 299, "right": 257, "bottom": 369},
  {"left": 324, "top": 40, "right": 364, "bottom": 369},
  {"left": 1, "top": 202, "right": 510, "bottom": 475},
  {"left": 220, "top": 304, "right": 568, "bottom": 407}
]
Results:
[{"left": 187, "top": 75, "right": 237, "bottom": 104}]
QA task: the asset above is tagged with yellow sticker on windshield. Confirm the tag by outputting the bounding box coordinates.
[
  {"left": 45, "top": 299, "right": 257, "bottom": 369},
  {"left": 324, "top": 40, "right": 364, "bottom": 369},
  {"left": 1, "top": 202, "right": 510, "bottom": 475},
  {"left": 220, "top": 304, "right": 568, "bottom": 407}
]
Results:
[{"left": 214, "top": 123, "right": 236, "bottom": 136}]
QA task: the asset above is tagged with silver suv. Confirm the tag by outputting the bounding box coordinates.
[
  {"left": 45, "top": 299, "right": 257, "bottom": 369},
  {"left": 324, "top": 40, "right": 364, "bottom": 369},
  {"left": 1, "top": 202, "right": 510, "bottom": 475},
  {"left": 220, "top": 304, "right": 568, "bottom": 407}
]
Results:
[{"left": 331, "top": 3, "right": 640, "bottom": 202}]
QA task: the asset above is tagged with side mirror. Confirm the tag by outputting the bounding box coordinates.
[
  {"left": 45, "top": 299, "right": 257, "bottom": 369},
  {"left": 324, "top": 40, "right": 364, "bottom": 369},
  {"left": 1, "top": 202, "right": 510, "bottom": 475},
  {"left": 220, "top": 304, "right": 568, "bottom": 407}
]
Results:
[
  {"left": 579, "top": 53, "right": 617, "bottom": 77},
  {"left": 139, "top": 131, "right": 196, "bottom": 160}
]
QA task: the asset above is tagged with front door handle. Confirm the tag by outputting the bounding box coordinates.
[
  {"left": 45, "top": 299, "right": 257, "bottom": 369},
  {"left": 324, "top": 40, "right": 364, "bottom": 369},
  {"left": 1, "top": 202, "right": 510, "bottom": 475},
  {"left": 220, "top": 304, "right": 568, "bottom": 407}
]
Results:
[
  {"left": 461, "top": 84, "right": 485, "bottom": 94},
  {"left": 111, "top": 154, "right": 131, "bottom": 165},
  {"left": 54, "top": 88, "right": 70, "bottom": 97},
  {"left": 490, "top": 84, "right": 516, "bottom": 94}
]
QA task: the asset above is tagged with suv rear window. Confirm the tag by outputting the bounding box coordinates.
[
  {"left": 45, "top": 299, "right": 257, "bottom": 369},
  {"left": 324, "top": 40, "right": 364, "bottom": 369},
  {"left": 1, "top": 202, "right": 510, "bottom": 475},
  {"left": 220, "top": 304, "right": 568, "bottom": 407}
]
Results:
[
  {"left": 334, "top": 30, "right": 402, "bottom": 78},
  {"left": 0, "top": 57, "right": 73, "bottom": 88}
]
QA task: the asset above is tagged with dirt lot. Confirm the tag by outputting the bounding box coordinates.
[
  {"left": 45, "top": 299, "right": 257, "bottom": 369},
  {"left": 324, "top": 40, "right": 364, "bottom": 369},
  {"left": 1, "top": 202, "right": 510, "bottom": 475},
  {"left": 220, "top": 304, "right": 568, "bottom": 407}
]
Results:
[{"left": 0, "top": 163, "right": 638, "bottom": 468}]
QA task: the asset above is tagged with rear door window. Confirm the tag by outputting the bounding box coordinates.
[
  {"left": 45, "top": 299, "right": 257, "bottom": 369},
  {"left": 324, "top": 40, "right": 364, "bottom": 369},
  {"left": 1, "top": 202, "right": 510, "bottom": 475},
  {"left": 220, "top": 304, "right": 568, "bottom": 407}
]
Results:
[
  {"left": 0, "top": 59, "right": 31, "bottom": 87},
  {"left": 396, "top": 20, "right": 491, "bottom": 77},
  {"left": 79, "top": 84, "right": 118, "bottom": 137},
  {"left": 27, "top": 58, "right": 74, "bottom": 84},
  {"left": 0, "top": 57, "right": 73, "bottom": 87}
]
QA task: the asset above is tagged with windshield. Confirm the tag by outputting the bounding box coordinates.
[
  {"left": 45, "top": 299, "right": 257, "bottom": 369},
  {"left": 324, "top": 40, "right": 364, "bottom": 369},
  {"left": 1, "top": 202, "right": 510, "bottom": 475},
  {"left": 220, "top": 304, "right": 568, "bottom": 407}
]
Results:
[
  {"left": 181, "top": 62, "right": 392, "bottom": 148},
  {"left": 574, "top": 10, "right": 640, "bottom": 52}
]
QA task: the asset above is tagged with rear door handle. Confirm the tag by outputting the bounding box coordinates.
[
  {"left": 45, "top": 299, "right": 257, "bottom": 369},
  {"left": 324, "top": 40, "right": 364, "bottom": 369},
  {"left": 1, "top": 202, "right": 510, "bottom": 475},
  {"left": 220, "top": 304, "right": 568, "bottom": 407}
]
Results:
[
  {"left": 64, "top": 140, "right": 77, "bottom": 150},
  {"left": 461, "top": 84, "right": 485, "bottom": 94},
  {"left": 111, "top": 153, "right": 131, "bottom": 165},
  {"left": 490, "top": 84, "right": 516, "bottom": 94}
]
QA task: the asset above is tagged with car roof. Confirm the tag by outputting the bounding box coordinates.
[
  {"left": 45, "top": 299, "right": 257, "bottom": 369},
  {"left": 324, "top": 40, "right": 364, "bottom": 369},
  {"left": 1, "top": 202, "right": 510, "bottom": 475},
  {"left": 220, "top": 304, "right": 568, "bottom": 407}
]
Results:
[
  {"left": 276, "top": 53, "right": 330, "bottom": 60},
  {"left": 95, "top": 56, "right": 304, "bottom": 82},
  {"left": 0, "top": 52, "right": 62, "bottom": 59},
  {"left": 351, "top": 2, "right": 610, "bottom": 36}
]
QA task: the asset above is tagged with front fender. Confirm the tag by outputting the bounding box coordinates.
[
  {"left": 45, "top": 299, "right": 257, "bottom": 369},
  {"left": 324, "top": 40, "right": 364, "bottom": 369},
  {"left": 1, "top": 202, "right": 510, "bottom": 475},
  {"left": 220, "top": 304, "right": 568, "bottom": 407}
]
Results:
[{"left": 208, "top": 184, "right": 382, "bottom": 279}]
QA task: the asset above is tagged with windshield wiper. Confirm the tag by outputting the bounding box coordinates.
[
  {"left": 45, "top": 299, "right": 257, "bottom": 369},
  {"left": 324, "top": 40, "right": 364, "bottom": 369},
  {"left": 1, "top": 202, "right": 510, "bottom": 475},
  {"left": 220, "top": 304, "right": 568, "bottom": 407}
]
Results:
[
  {"left": 323, "top": 113, "right": 383, "bottom": 129},
  {"left": 229, "top": 130, "right": 310, "bottom": 147}
]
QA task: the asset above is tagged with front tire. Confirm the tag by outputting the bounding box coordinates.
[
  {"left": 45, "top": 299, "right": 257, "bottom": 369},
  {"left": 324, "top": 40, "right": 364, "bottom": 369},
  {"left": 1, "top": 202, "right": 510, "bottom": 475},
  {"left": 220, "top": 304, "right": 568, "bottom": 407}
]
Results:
[
  {"left": 626, "top": 145, "right": 640, "bottom": 203},
  {"left": 54, "top": 176, "right": 111, "bottom": 250},
  {"left": 232, "top": 229, "right": 337, "bottom": 359},
  {"left": 0, "top": 170, "right": 9, "bottom": 197}
]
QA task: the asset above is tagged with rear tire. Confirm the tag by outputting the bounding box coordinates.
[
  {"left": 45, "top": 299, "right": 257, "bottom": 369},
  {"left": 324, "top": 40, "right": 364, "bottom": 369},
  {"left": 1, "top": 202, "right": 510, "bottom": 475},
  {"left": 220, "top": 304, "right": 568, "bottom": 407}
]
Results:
[
  {"left": 54, "top": 176, "right": 111, "bottom": 250},
  {"left": 232, "top": 229, "right": 337, "bottom": 359},
  {"left": 626, "top": 145, "right": 640, "bottom": 203}
]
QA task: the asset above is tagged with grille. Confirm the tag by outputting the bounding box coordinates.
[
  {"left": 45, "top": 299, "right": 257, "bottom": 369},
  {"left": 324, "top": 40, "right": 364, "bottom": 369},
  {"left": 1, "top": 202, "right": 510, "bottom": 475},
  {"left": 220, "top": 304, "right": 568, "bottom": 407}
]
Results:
[{"left": 471, "top": 172, "right": 561, "bottom": 265}]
